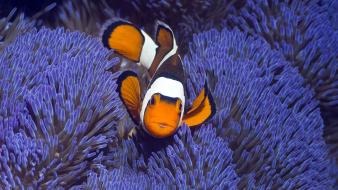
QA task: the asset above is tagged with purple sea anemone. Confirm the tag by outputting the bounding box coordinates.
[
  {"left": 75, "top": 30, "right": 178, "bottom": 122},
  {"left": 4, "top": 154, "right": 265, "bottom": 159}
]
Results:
[
  {"left": 0, "top": 8, "right": 35, "bottom": 51},
  {"left": 227, "top": 0, "right": 338, "bottom": 111},
  {"left": 0, "top": 0, "right": 337, "bottom": 189},
  {"left": 0, "top": 28, "right": 122, "bottom": 189},
  {"left": 227, "top": 0, "right": 338, "bottom": 179},
  {"left": 146, "top": 125, "right": 239, "bottom": 189},
  {"left": 326, "top": 0, "right": 338, "bottom": 31},
  {"left": 183, "top": 28, "right": 336, "bottom": 189},
  {"left": 43, "top": 0, "right": 120, "bottom": 36},
  {"left": 76, "top": 26, "right": 337, "bottom": 189}
]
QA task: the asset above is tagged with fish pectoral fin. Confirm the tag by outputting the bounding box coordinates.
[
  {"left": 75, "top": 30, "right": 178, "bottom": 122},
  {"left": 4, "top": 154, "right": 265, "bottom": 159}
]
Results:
[
  {"left": 183, "top": 82, "right": 216, "bottom": 127},
  {"left": 116, "top": 70, "right": 141, "bottom": 125},
  {"left": 155, "top": 20, "right": 175, "bottom": 50},
  {"left": 102, "top": 20, "right": 144, "bottom": 62}
]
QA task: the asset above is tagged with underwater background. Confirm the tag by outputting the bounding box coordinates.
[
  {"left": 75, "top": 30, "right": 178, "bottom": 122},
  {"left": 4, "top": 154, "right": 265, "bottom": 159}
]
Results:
[{"left": 0, "top": 0, "right": 337, "bottom": 189}]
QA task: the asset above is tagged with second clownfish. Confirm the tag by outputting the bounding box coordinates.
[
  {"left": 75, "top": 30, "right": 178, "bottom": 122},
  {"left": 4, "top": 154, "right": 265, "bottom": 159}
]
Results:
[{"left": 102, "top": 20, "right": 216, "bottom": 138}]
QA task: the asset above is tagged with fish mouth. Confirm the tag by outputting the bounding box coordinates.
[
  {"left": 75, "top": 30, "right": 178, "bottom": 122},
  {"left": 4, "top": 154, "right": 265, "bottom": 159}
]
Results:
[
  {"left": 159, "top": 124, "right": 169, "bottom": 128},
  {"left": 156, "top": 122, "right": 175, "bottom": 129}
]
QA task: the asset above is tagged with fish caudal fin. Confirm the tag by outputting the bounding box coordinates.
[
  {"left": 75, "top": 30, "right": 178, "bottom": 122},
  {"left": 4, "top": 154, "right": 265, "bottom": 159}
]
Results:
[
  {"left": 102, "top": 20, "right": 144, "bottom": 62},
  {"left": 183, "top": 82, "right": 216, "bottom": 127},
  {"left": 116, "top": 70, "right": 142, "bottom": 125}
]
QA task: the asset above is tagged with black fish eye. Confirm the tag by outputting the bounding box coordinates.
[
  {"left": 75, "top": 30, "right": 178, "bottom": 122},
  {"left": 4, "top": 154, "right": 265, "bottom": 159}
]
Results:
[
  {"left": 178, "top": 102, "right": 182, "bottom": 115},
  {"left": 149, "top": 96, "right": 155, "bottom": 105}
]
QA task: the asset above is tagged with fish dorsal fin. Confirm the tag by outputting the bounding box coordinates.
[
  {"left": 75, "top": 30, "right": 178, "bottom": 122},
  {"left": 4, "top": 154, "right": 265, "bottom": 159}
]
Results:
[
  {"left": 116, "top": 70, "right": 142, "bottom": 125},
  {"left": 148, "top": 21, "right": 177, "bottom": 76},
  {"left": 155, "top": 20, "right": 174, "bottom": 50},
  {"left": 102, "top": 19, "right": 157, "bottom": 70},
  {"left": 102, "top": 20, "right": 143, "bottom": 62},
  {"left": 183, "top": 82, "right": 216, "bottom": 127}
]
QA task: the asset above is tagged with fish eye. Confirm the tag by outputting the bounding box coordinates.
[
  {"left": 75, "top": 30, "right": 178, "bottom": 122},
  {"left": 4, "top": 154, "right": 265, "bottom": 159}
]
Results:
[
  {"left": 149, "top": 96, "right": 155, "bottom": 105},
  {"left": 176, "top": 101, "right": 182, "bottom": 114}
]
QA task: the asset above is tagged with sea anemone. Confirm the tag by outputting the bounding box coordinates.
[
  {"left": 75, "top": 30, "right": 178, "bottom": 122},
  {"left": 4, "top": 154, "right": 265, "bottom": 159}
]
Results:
[
  {"left": 227, "top": 0, "right": 338, "bottom": 177},
  {"left": 1, "top": 1, "right": 337, "bottom": 189},
  {"left": 227, "top": 0, "right": 338, "bottom": 109},
  {"left": 326, "top": 0, "right": 338, "bottom": 31},
  {"left": 0, "top": 8, "right": 35, "bottom": 51},
  {"left": 147, "top": 125, "right": 239, "bottom": 189},
  {"left": 0, "top": 28, "right": 122, "bottom": 189},
  {"left": 75, "top": 27, "right": 336, "bottom": 189},
  {"left": 183, "top": 28, "right": 336, "bottom": 189},
  {"left": 71, "top": 166, "right": 155, "bottom": 189},
  {"left": 43, "top": 0, "right": 120, "bottom": 36}
]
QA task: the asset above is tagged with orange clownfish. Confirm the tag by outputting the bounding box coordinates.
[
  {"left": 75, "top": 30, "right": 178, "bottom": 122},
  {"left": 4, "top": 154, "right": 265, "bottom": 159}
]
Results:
[{"left": 102, "top": 20, "right": 216, "bottom": 138}]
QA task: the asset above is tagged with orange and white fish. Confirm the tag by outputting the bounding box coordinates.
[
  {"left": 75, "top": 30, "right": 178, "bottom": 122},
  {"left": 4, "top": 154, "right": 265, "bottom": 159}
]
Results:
[{"left": 102, "top": 20, "right": 216, "bottom": 138}]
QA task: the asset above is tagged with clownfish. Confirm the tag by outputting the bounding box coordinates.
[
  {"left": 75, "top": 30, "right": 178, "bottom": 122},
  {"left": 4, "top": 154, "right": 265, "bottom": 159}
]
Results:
[{"left": 101, "top": 20, "right": 216, "bottom": 138}]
